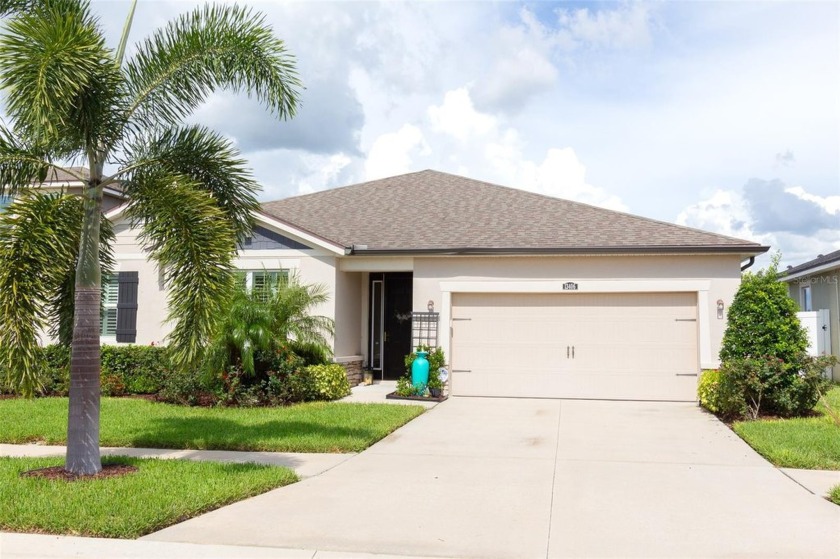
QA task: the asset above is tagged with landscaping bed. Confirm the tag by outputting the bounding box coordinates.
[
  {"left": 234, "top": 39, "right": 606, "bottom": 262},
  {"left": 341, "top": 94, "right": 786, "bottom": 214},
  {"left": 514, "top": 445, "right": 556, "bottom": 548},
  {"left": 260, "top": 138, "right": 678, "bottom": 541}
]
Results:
[
  {"left": 0, "top": 456, "right": 296, "bottom": 538},
  {"left": 0, "top": 398, "right": 425, "bottom": 453},
  {"left": 386, "top": 391, "right": 448, "bottom": 403}
]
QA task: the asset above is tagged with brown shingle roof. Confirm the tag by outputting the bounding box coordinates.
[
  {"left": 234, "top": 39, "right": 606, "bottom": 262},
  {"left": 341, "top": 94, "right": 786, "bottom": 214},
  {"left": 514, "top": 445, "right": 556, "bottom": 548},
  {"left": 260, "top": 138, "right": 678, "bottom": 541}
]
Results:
[
  {"left": 261, "top": 170, "right": 768, "bottom": 254},
  {"left": 37, "top": 166, "right": 89, "bottom": 183}
]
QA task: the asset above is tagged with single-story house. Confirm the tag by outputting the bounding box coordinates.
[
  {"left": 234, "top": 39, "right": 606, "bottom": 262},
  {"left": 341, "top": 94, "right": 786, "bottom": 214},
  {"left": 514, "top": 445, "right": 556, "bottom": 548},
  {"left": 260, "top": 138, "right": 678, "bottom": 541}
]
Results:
[
  {"left": 782, "top": 250, "right": 840, "bottom": 380},
  {"left": 104, "top": 170, "right": 768, "bottom": 401}
]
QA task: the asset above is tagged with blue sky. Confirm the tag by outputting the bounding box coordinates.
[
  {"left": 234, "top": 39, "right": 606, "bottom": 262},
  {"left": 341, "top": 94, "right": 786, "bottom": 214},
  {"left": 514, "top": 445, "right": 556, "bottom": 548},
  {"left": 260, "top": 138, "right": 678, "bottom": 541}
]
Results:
[{"left": 87, "top": 1, "right": 840, "bottom": 267}]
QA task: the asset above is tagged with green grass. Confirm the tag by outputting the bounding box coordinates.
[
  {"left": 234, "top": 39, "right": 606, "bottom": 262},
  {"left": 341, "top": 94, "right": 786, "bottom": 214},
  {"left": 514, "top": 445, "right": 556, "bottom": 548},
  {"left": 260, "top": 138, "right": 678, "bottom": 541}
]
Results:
[
  {"left": 0, "top": 398, "right": 424, "bottom": 453},
  {"left": 733, "top": 386, "right": 840, "bottom": 470},
  {"left": 830, "top": 484, "right": 840, "bottom": 505},
  {"left": 0, "top": 456, "right": 296, "bottom": 538}
]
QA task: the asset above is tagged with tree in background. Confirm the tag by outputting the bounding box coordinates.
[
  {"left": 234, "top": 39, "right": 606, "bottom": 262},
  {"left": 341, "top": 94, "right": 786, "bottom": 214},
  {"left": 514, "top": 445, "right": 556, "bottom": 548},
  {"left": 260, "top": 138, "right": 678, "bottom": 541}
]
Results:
[{"left": 0, "top": 0, "right": 300, "bottom": 474}]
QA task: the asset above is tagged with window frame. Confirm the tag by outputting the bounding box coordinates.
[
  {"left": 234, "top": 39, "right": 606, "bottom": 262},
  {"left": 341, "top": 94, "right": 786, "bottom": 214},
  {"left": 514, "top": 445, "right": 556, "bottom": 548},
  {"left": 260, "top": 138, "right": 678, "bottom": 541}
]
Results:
[
  {"left": 100, "top": 274, "right": 119, "bottom": 338},
  {"left": 800, "top": 284, "right": 813, "bottom": 312},
  {"left": 236, "top": 269, "right": 290, "bottom": 299}
]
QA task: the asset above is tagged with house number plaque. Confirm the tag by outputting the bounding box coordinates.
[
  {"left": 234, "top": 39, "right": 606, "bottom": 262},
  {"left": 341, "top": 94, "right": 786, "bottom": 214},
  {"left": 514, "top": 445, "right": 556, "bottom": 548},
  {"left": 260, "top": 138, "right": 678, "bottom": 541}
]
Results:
[{"left": 562, "top": 282, "right": 578, "bottom": 291}]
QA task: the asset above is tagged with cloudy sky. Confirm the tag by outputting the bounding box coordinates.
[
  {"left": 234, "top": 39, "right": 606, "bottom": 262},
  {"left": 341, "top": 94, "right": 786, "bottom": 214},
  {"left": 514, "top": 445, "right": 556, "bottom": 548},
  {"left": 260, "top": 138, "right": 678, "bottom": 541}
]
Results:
[{"left": 92, "top": 1, "right": 838, "bottom": 268}]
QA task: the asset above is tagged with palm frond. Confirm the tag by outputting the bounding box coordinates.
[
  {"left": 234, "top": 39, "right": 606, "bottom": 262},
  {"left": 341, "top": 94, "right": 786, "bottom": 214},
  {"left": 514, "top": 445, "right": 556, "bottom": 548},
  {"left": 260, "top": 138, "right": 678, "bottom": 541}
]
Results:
[
  {"left": 0, "top": 126, "right": 52, "bottom": 197},
  {"left": 118, "top": 125, "right": 260, "bottom": 241},
  {"left": 123, "top": 3, "right": 300, "bottom": 130},
  {"left": 0, "top": 193, "right": 111, "bottom": 395},
  {"left": 0, "top": 0, "right": 121, "bottom": 151},
  {"left": 268, "top": 275, "right": 334, "bottom": 360},
  {"left": 125, "top": 170, "right": 237, "bottom": 370},
  {"left": 47, "top": 209, "right": 114, "bottom": 346}
]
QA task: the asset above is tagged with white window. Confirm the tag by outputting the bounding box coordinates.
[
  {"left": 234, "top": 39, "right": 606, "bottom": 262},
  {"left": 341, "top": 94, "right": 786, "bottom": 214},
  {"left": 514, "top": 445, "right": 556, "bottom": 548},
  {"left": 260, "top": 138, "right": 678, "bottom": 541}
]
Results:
[
  {"left": 101, "top": 275, "right": 119, "bottom": 336},
  {"left": 0, "top": 195, "right": 11, "bottom": 213},
  {"left": 801, "top": 284, "right": 812, "bottom": 312},
  {"left": 236, "top": 269, "right": 289, "bottom": 300}
]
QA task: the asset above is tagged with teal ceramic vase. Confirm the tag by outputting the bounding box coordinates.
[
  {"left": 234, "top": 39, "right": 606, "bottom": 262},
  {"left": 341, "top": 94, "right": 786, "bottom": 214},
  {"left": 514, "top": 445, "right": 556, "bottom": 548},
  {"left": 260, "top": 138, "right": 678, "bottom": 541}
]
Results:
[{"left": 411, "top": 351, "right": 430, "bottom": 388}]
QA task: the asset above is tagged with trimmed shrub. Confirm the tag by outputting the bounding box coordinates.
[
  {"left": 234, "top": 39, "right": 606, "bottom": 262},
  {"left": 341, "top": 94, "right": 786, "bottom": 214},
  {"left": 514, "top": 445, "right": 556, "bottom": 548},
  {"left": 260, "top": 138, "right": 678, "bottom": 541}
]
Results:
[
  {"left": 720, "top": 254, "right": 808, "bottom": 371},
  {"left": 697, "top": 369, "right": 721, "bottom": 413},
  {"left": 3, "top": 344, "right": 173, "bottom": 398},
  {"left": 38, "top": 344, "right": 71, "bottom": 395},
  {"left": 715, "top": 355, "right": 835, "bottom": 419},
  {"left": 158, "top": 367, "right": 217, "bottom": 406},
  {"left": 306, "top": 364, "right": 351, "bottom": 401},
  {"left": 101, "top": 345, "right": 171, "bottom": 394}
]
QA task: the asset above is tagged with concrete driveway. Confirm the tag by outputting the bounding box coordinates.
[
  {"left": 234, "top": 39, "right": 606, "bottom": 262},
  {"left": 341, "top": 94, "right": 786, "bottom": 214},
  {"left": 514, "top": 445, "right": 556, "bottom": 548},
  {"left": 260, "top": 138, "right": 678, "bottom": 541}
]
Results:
[{"left": 146, "top": 398, "right": 840, "bottom": 558}]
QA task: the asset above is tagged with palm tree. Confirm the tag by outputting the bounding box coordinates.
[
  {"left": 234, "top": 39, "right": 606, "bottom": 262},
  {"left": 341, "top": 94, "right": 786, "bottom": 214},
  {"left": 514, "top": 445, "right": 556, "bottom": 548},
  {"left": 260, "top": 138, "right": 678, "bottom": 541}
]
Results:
[
  {"left": 266, "top": 275, "right": 335, "bottom": 365},
  {"left": 0, "top": 0, "right": 300, "bottom": 475},
  {"left": 203, "top": 274, "right": 334, "bottom": 379}
]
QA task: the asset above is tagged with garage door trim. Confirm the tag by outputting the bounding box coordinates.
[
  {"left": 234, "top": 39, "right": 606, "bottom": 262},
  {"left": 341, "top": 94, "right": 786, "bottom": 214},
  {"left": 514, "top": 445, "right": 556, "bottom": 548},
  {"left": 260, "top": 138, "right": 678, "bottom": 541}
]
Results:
[{"left": 438, "top": 279, "right": 713, "bottom": 371}]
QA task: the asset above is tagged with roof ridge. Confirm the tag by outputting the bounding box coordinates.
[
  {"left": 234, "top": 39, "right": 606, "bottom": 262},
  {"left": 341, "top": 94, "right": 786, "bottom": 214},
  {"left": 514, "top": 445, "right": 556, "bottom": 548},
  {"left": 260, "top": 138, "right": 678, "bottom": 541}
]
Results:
[{"left": 263, "top": 169, "right": 433, "bottom": 204}]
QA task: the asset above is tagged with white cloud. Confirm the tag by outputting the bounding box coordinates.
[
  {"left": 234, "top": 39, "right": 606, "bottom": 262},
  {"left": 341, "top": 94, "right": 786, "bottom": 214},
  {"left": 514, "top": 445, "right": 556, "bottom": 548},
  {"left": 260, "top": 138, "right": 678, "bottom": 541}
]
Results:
[
  {"left": 428, "top": 88, "right": 496, "bottom": 141},
  {"left": 485, "top": 134, "right": 627, "bottom": 211},
  {"left": 524, "top": 148, "right": 628, "bottom": 211},
  {"left": 294, "top": 154, "right": 353, "bottom": 195},
  {"left": 676, "top": 189, "right": 758, "bottom": 240},
  {"left": 555, "top": 3, "right": 654, "bottom": 50},
  {"left": 473, "top": 8, "right": 559, "bottom": 112},
  {"left": 365, "top": 124, "right": 430, "bottom": 180},
  {"left": 678, "top": 184, "right": 840, "bottom": 269},
  {"left": 785, "top": 186, "right": 840, "bottom": 214}
]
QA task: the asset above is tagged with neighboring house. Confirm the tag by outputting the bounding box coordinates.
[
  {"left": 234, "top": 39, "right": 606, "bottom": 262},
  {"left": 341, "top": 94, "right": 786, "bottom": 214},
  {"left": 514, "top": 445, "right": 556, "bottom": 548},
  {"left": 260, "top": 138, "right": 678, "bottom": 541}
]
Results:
[
  {"left": 8, "top": 168, "right": 129, "bottom": 341},
  {"left": 105, "top": 170, "right": 768, "bottom": 401},
  {"left": 782, "top": 250, "right": 840, "bottom": 380}
]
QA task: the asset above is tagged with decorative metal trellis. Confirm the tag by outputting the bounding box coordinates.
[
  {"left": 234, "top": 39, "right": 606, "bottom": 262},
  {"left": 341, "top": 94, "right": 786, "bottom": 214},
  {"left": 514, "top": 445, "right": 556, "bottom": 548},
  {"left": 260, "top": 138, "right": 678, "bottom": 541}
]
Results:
[{"left": 411, "top": 311, "right": 439, "bottom": 349}]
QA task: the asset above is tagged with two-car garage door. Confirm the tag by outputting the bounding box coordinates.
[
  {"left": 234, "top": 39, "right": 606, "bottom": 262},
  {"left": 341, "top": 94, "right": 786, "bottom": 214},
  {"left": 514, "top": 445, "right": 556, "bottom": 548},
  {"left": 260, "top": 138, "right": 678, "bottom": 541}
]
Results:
[{"left": 450, "top": 292, "right": 699, "bottom": 401}]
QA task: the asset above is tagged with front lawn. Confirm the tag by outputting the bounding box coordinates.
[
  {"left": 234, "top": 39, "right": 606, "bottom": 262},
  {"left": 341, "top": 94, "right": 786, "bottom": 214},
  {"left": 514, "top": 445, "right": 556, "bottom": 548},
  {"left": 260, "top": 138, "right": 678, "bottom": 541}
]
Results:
[
  {"left": 733, "top": 386, "right": 840, "bottom": 470},
  {"left": 0, "top": 456, "right": 296, "bottom": 538},
  {"left": 0, "top": 398, "right": 424, "bottom": 453}
]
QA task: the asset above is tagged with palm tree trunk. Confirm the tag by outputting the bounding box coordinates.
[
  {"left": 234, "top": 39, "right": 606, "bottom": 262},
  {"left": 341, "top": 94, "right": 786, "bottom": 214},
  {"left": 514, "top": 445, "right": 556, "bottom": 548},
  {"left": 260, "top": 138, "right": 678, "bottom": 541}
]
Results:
[{"left": 66, "top": 172, "right": 104, "bottom": 475}]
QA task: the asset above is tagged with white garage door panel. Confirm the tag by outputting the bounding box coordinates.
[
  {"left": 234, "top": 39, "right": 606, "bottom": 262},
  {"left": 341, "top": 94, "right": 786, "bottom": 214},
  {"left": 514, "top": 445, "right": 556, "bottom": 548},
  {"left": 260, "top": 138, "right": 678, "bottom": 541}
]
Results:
[{"left": 451, "top": 292, "right": 698, "bottom": 401}]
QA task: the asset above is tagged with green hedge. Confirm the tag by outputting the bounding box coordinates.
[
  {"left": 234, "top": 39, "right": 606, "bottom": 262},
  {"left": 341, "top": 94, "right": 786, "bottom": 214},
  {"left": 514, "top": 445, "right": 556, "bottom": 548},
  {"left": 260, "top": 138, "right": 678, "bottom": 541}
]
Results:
[{"left": 3, "top": 344, "right": 173, "bottom": 397}]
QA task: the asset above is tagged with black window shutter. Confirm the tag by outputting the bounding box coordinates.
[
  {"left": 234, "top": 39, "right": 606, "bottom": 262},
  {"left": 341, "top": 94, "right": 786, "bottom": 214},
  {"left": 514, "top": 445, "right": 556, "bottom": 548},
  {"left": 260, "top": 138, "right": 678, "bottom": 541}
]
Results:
[{"left": 116, "top": 271, "right": 138, "bottom": 343}]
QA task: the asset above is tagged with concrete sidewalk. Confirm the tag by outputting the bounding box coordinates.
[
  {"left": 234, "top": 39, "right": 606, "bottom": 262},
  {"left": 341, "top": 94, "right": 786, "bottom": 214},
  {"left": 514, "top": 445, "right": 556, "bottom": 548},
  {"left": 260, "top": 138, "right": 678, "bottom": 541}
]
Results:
[
  {"left": 339, "top": 380, "right": 440, "bottom": 408},
  {"left": 0, "top": 444, "right": 352, "bottom": 478},
  {"left": 0, "top": 533, "right": 449, "bottom": 559}
]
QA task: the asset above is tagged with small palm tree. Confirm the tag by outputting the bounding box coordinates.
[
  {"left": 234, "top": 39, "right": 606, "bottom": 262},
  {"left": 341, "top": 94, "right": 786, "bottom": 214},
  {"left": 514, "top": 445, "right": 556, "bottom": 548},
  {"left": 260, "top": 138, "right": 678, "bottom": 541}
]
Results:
[
  {"left": 0, "top": 0, "right": 300, "bottom": 474},
  {"left": 204, "top": 274, "right": 335, "bottom": 379}
]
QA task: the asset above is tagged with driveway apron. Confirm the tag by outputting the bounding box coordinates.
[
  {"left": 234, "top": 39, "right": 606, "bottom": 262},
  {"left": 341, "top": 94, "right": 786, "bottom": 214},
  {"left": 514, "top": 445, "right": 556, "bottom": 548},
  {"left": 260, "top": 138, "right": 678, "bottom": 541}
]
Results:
[{"left": 145, "top": 398, "right": 840, "bottom": 559}]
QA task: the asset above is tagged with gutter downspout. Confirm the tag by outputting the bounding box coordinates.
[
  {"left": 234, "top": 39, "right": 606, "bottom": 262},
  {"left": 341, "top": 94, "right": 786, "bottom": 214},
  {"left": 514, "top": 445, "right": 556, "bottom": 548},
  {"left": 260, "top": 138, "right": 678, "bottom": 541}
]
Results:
[{"left": 740, "top": 256, "right": 755, "bottom": 271}]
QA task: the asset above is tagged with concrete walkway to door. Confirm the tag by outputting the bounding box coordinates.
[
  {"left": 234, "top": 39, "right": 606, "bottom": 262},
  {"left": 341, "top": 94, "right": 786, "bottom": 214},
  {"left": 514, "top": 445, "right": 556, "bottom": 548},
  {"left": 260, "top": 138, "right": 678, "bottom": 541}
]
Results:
[{"left": 146, "top": 398, "right": 840, "bottom": 559}]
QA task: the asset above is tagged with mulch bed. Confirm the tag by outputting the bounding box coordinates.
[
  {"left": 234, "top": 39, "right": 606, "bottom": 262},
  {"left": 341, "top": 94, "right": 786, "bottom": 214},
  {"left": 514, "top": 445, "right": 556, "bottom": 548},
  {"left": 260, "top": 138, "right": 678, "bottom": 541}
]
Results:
[
  {"left": 386, "top": 391, "right": 448, "bottom": 403},
  {"left": 21, "top": 463, "right": 138, "bottom": 482}
]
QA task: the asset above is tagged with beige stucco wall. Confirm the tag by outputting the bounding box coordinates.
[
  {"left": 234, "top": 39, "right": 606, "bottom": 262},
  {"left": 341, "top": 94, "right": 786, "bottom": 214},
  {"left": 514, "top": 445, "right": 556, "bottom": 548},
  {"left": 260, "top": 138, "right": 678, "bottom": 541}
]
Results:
[
  {"left": 333, "top": 270, "right": 362, "bottom": 359},
  {"left": 93, "top": 218, "right": 749, "bottom": 377},
  {"left": 410, "top": 254, "right": 744, "bottom": 370},
  {"left": 107, "top": 219, "right": 341, "bottom": 348},
  {"left": 788, "top": 270, "right": 840, "bottom": 379}
]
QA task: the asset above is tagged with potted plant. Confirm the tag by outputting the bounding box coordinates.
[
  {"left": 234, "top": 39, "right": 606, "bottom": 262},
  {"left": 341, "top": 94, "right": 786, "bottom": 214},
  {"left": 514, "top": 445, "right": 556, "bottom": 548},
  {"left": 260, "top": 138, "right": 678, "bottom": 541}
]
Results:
[{"left": 427, "top": 369, "right": 443, "bottom": 398}]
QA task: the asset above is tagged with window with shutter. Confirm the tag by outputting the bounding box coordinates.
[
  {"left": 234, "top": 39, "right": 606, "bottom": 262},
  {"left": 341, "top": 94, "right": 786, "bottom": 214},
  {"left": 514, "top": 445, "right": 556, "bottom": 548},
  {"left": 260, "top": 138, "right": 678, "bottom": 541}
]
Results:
[
  {"left": 101, "top": 275, "right": 119, "bottom": 336},
  {"left": 115, "top": 271, "right": 138, "bottom": 343},
  {"left": 239, "top": 270, "right": 289, "bottom": 300}
]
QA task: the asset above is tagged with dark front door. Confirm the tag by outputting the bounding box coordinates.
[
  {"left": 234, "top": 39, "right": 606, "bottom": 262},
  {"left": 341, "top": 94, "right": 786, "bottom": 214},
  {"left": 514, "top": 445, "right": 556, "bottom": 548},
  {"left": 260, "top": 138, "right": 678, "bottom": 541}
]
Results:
[{"left": 370, "top": 272, "right": 413, "bottom": 380}]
